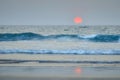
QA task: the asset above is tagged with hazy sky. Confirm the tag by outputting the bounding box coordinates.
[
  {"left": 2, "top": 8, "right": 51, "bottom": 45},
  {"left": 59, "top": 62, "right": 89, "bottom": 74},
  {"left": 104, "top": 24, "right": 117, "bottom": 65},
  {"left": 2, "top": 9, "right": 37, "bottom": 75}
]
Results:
[{"left": 0, "top": 0, "right": 120, "bottom": 25}]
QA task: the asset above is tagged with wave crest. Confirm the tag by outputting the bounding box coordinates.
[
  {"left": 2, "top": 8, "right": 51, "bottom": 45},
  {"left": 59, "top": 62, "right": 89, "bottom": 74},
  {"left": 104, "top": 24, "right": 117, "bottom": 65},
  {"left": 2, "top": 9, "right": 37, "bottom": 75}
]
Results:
[
  {"left": 0, "top": 49, "right": 120, "bottom": 55},
  {"left": 0, "top": 32, "right": 120, "bottom": 42}
]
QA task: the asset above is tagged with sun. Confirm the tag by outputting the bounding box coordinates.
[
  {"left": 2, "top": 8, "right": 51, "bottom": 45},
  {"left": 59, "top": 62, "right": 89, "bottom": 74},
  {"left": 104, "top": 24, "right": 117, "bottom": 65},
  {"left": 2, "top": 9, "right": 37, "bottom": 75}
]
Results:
[
  {"left": 74, "top": 17, "right": 83, "bottom": 24},
  {"left": 74, "top": 67, "right": 82, "bottom": 74}
]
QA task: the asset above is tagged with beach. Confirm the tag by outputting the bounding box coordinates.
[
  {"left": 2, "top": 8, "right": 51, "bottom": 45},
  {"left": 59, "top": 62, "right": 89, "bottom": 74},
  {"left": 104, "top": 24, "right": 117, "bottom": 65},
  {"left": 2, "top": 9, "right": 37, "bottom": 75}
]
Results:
[
  {"left": 0, "top": 54, "right": 120, "bottom": 80},
  {"left": 0, "top": 54, "right": 120, "bottom": 66},
  {"left": 0, "top": 64, "right": 120, "bottom": 80},
  {"left": 0, "top": 25, "right": 120, "bottom": 80}
]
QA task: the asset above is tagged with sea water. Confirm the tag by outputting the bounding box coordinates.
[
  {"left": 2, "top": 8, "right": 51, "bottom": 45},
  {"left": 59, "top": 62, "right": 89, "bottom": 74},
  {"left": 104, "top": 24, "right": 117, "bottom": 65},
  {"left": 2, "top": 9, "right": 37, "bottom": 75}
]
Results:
[
  {"left": 0, "top": 25, "right": 120, "bottom": 64},
  {"left": 0, "top": 25, "right": 120, "bottom": 80},
  {"left": 0, "top": 25, "right": 120, "bottom": 55}
]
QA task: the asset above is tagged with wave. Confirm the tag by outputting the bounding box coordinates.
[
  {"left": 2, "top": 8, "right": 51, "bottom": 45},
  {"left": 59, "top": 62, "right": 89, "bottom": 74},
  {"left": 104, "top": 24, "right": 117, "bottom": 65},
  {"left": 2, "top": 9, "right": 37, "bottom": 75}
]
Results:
[
  {"left": 0, "top": 49, "right": 120, "bottom": 55},
  {"left": 0, "top": 32, "right": 120, "bottom": 42},
  {"left": 0, "top": 59, "right": 120, "bottom": 64}
]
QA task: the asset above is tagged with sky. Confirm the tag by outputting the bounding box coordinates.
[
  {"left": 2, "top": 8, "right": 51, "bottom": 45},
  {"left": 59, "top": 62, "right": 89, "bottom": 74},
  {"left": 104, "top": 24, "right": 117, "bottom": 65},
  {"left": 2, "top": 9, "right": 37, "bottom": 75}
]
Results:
[{"left": 0, "top": 0, "right": 120, "bottom": 25}]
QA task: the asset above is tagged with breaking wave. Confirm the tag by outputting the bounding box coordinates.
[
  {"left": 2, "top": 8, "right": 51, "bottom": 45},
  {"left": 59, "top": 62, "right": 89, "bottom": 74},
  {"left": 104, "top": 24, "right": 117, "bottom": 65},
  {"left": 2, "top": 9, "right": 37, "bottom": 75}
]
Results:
[
  {"left": 0, "top": 49, "right": 120, "bottom": 55},
  {"left": 0, "top": 32, "right": 120, "bottom": 42}
]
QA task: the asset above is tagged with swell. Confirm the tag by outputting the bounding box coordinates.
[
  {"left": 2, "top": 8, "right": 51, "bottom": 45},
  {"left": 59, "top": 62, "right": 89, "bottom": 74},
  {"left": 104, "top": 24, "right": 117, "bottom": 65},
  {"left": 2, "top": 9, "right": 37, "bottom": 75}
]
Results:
[
  {"left": 0, "top": 59, "right": 120, "bottom": 64},
  {"left": 0, "top": 49, "right": 120, "bottom": 55},
  {"left": 0, "top": 32, "right": 120, "bottom": 42}
]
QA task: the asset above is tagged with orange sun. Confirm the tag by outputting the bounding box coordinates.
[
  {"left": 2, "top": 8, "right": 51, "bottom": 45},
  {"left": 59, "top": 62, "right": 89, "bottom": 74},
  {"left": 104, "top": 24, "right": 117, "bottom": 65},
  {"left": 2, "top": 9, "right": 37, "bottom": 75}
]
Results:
[
  {"left": 74, "top": 67, "right": 82, "bottom": 74},
  {"left": 74, "top": 17, "right": 83, "bottom": 24}
]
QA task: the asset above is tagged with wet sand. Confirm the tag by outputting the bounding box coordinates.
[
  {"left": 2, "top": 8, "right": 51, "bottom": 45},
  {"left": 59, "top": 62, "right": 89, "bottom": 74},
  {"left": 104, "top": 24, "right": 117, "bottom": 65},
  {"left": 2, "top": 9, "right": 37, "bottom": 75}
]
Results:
[
  {"left": 0, "top": 66, "right": 120, "bottom": 80},
  {"left": 0, "top": 54, "right": 120, "bottom": 80},
  {"left": 0, "top": 25, "right": 120, "bottom": 80},
  {"left": 0, "top": 54, "right": 120, "bottom": 66}
]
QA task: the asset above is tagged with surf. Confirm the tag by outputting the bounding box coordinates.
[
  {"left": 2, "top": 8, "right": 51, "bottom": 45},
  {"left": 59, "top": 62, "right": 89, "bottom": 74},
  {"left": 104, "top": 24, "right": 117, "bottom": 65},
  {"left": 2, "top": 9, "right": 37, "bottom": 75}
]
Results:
[
  {"left": 0, "top": 49, "right": 120, "bottom": 55},
  {"left": 0, "top": 32, "right": 120, "bottom": 42}
]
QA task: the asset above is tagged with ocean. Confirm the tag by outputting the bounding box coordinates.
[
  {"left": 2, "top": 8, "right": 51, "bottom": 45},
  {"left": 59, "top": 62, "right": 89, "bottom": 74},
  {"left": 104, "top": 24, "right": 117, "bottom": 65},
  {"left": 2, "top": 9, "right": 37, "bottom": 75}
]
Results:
[
  {"left": 0, "top": 25, "right": 120, "bottom": 55},
  {"left": 0, "top": 25, "right": 120, "bottom": 80}
]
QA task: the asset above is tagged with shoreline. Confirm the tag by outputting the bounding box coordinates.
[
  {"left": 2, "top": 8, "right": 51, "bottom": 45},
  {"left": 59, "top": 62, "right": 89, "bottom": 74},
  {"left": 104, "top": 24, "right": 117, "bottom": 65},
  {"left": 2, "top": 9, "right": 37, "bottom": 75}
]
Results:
[{"left": 0, "top": 54, "right": 120, "bottom": 67}]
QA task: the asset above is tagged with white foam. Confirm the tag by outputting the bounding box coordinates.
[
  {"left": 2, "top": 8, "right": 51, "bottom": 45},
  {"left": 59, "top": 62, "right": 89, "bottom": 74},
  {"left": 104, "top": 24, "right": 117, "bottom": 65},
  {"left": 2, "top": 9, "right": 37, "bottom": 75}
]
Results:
[{"left": 0, "top": 49, "right": 120, "bottom": 55}]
